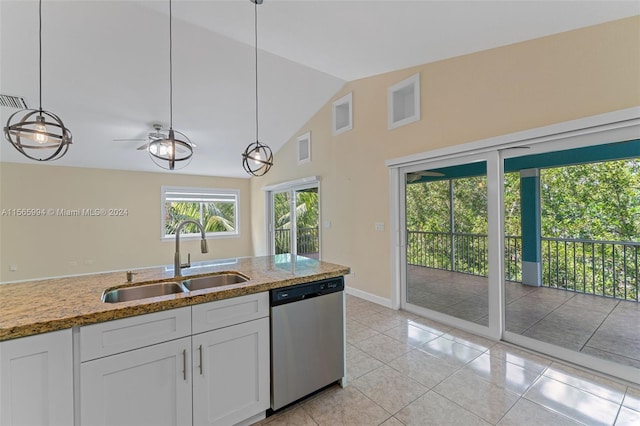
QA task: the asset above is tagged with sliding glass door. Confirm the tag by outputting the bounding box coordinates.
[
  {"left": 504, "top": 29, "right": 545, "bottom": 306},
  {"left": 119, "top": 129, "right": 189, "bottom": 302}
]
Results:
[
  {"left": 503, "top": 140, "right": 640, "bottom": 371},
  {"left": 401, "top": 153, "right": 502, "bottom": 337},
  {"left": 269, "top": 184, "right": 320, "bottom": 259}
]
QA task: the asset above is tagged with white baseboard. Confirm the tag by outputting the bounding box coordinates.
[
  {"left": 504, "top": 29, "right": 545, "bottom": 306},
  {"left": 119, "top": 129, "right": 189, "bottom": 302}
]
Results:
[{"left": 345, "top": 286, "right": 393, "bottom": 309}]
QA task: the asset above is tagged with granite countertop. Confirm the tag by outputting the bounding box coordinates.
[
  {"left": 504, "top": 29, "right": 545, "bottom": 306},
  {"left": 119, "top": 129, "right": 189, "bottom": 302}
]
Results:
[{"left": 0, "top": 255, "right": 350, "bottom": 342}]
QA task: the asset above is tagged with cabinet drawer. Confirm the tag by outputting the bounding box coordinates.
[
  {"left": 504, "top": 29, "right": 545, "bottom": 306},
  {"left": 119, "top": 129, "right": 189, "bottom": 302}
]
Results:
[
  {"left": 192, "top": 292, "right": 269, "bottom": 334},
  {"left": 80, "top": 307, "right": 191, "bottom": 362}
]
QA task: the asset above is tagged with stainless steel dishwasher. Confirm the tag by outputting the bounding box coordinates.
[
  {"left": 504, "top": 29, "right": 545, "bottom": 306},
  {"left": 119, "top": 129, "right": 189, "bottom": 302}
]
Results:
[{"left": 270, "top": 276, "right": 345, "bottom": 411}]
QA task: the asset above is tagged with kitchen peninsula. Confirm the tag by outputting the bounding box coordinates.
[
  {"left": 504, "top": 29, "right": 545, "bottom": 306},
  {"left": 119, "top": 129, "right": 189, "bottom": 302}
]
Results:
[{"left": 0, "top": 255, "right": 349, "bottom": 426}]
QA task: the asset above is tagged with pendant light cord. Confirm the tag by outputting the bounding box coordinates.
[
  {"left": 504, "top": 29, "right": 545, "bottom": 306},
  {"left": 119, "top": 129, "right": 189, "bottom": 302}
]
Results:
[
  {"left": 169, "top": 0, "right": 173, "bottom": 130},
  {"left": 254, "top": 1, "right": 259, "bottom": 142},
  {"left": 38, "top": 0, "right": 42, "bottom": 112}
]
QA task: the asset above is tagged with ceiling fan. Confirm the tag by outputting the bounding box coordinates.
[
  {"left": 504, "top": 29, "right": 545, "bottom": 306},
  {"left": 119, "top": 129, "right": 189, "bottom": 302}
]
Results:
[
  {"left": 406, "top": 170, "right": 445, "bottom": 183},
  {"left": 113, "top": 123, "right": 196, "bottom": 152}
]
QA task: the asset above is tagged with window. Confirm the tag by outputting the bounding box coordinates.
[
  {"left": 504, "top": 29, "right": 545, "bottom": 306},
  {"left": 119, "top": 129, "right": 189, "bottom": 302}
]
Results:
[{"left": 161, "top": 186, "right": 239, "bottom": 239}]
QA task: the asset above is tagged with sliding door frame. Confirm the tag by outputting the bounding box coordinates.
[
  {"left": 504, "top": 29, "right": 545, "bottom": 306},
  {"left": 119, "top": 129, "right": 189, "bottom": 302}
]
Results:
[
  {"left": 263, "top": 176, "right": 321, "bottom": 258},
  {"left": 387, "top": 107, "right": 640, "bottom": 383}
]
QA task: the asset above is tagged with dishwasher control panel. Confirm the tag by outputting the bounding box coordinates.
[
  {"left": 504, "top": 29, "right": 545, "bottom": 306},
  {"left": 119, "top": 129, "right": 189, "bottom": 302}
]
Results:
[{"left": 270, "top": 276, "right": 344, "bottom": 306}]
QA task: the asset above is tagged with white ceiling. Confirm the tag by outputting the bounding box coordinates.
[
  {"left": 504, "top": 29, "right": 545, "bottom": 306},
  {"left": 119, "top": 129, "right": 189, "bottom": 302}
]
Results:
[{"left": 1, "top": 0, "right": 638, "bottom": 178}]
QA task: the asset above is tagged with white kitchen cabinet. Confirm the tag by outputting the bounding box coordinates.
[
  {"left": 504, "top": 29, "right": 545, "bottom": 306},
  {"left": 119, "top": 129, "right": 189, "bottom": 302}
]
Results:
[
  {"left": 81, "top": 336, "right": 193, "bottom": 426},
  {"left": 0, "top": 329, "right": 74, "bottom": 426},
  {"left": 192, "top": 317, "right": 270, "bottom": 426},
  {"left": 79, "top": 292, "right": 270, "bottom": 426}
]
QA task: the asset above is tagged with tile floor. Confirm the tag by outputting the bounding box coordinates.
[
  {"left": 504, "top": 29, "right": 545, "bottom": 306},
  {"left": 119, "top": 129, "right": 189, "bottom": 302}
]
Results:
[
  {"left": 406, "top": 266, "right": 640, "bottom": 368},
  {"left": 256, "top": 294, "right": 640, "bottom": 426}
]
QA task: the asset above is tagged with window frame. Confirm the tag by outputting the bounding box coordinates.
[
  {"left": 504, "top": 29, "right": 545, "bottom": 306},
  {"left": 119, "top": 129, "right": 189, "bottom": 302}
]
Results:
[{"left": 161, "top": 186, "right": 240, "bottom": 240}]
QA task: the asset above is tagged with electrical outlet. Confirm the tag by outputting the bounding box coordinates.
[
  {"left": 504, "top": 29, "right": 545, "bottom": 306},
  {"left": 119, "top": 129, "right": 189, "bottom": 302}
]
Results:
[
  {"left": 9, "top": 264, "right": 17, "bottom": 272},
  {"left": 375, "top": 222, "right": 385, "bottom": 232}
]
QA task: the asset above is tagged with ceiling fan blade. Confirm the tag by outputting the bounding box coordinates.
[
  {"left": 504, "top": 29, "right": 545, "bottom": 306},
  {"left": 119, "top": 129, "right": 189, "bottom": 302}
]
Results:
[
  {"left": 136, "top": 143, "right": 149, "bottom": 150},
  {"left": 113, "top": 138, "right": 147, "bottom": 142}
]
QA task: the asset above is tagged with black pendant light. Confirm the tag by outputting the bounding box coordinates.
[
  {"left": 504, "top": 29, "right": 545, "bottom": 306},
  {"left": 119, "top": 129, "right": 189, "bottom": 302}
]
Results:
[
  {"left": 242, "top": 0, "right": 273, "bottom": 177},
  {"left": 148, "top": 0, "right": 193, "bottom": 171},
  {"left": 4, "top": 0, "right": 72, "bottom": 161}
]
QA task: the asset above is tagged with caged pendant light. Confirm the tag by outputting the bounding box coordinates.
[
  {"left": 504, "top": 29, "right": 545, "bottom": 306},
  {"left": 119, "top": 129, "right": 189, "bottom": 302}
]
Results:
[
  {"left": 242, "top": 0, "right": 273, "bottom": 177},
  {"left": 148, "top": 0, "right": 193, "bottom": 171},
  {"left": 4, "top": 0, "right": 72, "bottom": 161}
]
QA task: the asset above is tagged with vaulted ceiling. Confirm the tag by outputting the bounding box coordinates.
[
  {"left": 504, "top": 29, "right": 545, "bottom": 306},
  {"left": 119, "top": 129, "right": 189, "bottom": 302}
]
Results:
[{"left": 1, "top": 1, "right": 637, "bottom": 177}]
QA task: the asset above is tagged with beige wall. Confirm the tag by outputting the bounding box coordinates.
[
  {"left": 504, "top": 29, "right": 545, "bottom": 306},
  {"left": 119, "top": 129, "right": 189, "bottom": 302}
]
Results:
[
  {"left": 250, "top": 17, "right": 640, "bottom": 301},
  {"left": 0, "top": 163, "right": 253, "bottom": 282}
]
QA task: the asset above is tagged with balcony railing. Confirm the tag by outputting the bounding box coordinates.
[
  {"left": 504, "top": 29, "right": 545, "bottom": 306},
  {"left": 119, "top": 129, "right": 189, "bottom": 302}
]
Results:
[
  {"left": 275, "top": 227, "right": 319, "bottom": 256},
  {"left": 407, "top": 230, "right": 639, "bottom": 301}
]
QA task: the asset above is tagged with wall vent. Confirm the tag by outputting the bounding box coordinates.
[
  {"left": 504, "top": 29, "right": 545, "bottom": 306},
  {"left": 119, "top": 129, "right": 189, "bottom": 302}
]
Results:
[{"left": 0, "top": 94, "right": 29, "bottom": 109}]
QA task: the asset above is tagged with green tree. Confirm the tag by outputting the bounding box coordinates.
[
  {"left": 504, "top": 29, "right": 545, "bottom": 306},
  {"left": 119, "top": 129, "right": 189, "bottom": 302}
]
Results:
[
  {"left": 165, "top": 201, "right": 235, "bottom": 235},
  {"left": 541, "top": 159, "right": 640, "bottom": 241}
]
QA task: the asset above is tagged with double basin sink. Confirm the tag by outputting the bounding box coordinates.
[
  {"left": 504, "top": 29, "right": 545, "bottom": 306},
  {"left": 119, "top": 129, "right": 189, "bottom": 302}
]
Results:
[{"left": 102, "top": 272, "right": 249, "bottom": 303}]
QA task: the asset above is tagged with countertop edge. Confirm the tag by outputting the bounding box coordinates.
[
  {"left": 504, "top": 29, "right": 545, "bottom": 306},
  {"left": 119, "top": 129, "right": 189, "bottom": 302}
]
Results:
[{"left": 0, "top": 257, "right": 350, "bottom": 342}]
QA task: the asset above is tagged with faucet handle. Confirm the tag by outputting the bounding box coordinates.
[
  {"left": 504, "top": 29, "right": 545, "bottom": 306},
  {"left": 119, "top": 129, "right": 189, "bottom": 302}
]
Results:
[
  {"left": 180, "top": 253, "right": 191, "bottom": 269},
  {"left": 126, "top": 271, "right": 138, "bottom": 283}
]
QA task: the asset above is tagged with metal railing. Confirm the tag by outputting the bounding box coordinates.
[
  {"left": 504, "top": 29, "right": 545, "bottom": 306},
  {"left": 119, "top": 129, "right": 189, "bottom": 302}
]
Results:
[
  {"left": 275, "top": 227, "right": 319, "bottom": 256},
  {"left": 407, "top": 230, "right": 639, "bottom": 301},
  {"left": 542, "top": 237, "right": 640, "bottom": 301}
]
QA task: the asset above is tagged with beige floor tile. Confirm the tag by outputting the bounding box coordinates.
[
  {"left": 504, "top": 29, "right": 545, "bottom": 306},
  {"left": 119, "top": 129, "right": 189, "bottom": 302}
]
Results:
[
  {"left": 485, "top": 343, "right": 551, "bottom": 374},
  {"left": 623, "top": 386, "right": 640, "bottom": 411},
  {"left": 395, "top": 391, "right": 490, "bottom": 426},
  {"left": 380, "top": 417, "right": 404, "bottom": 426},
  {"left": 346, "top": 320, "right": 380, "bottom": 344},
  {"left": 525, "top": 376, "right": 621, "bottom": 425},
  {"left": 405, "top": 317, "right": 451, "bottom": 335},
  {"left": 382, "top": 323, "right": 440, "bottom": 346},
  {"left": 543, "top": 362, "right": 627, "bottom": 404},
  {"left": 615, "top": 406, "right": 640, "bottom": 426},
  {"left": 365, "top": 312, "right": 413, "bottom": 333},
  {"left": 441, "top": 328, "right": 496, "bottom": 351},
  {"left": 301, "top": 385, "right": 390, "bottom": 426},
  {"left": 352, "top": 365, "right": 428, "bottom": 414},
  {"left": 496, "top": 398, "right": 581, "bottom": 426},
  {"left": 462, "top": 353, "right": 541, "bottom": 395},
  {"left": 433, "top": 370, "right": 519, "bottom": 424},
  {"left": 261, "top": 406, "right": 318, "bottom": 426},
  {"left": 353, "top": 333, "right": 413, "bottom": 363},
  {"left": 346, "top": 344, "right": 384, "bottom": 381},
  {"left": 419, "top": 336, "right": 484, "bottom": 366},
  {"left": 387, "top": 348, "right": 460, "bottom": 389}
]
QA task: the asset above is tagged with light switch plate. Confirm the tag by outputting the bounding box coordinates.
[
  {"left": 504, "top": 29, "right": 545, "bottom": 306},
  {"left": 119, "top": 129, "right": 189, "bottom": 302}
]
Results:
[{"left": 375, "top": 222, "right": 385, "bottom": 232}]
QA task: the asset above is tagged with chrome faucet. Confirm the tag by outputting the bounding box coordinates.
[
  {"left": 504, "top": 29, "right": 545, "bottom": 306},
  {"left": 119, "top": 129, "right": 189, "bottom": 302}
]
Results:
[{"left": 174, "top": 220, "right": 209, "bottom": 277}]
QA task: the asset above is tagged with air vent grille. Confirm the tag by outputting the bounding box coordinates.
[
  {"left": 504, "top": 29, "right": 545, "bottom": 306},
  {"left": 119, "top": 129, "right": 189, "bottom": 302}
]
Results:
[{"left": 0, "top": 94, "right": 29, "bottom": 109}]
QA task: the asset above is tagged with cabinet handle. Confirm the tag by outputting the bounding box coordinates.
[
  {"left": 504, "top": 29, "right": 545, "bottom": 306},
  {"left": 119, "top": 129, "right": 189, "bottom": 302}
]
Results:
[
  {"left": 182, "top": 349, "right": 187, "bottom": 381},
  {"left": 198, "top": 345, "right": 204, "bottom": 375}
]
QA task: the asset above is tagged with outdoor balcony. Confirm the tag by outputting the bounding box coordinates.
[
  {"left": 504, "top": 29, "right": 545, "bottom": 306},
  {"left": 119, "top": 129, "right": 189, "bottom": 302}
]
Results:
[{"left": 406, "top": 231, "right": 640, "bottom": 369}]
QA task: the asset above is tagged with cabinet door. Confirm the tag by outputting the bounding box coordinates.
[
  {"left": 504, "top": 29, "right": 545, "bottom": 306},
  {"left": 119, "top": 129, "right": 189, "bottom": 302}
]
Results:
[
  {"left": 0, "top": 329, "right": 73, "bottom": 426},
  {"left": 81, "top": 337, "right": 192, "bottom": 426},
  {"left": 192, "top": 318, "right": 270, "bottom": 426}
]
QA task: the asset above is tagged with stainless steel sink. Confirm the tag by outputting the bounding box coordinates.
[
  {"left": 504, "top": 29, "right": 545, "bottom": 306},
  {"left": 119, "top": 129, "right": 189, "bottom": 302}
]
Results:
[
  {"left": 102, "top": 281, "right": 186, "bottom": 303},
  {"left": 181, "top": 273, "right": 249, "bottom": 291}
]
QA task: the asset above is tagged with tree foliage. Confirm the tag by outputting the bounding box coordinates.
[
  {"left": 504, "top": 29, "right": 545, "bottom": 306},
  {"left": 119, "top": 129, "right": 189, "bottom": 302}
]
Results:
[
  {"left": 541, "top": 159, "right": 640, "bottom": 241},
  {"left": 165, "top": 201, "right": 235, "bottom": 235},
  {"left": 273, "top": 189, "right": 319, "bottom": 254},
  {"left": 405, "top": 158, "right": 640, "bottom": 300}
]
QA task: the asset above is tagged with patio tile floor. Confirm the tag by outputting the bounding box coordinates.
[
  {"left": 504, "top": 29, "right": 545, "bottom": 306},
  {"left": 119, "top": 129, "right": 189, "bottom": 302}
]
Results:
[{"left": 407, "top": 266, "right": 640, "bottom": 369}]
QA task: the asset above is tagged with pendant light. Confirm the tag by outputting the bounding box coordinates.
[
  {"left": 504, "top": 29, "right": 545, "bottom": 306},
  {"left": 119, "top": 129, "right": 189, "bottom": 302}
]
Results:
[
  {"left": 4, "top": 0, "right": 72, "bottom": 161},
  {"left": 148, "top": 0, "right": 193, "bottom": 171},
  {"left": 242, "top": 0, "right": 273, "bottom": 177}
]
